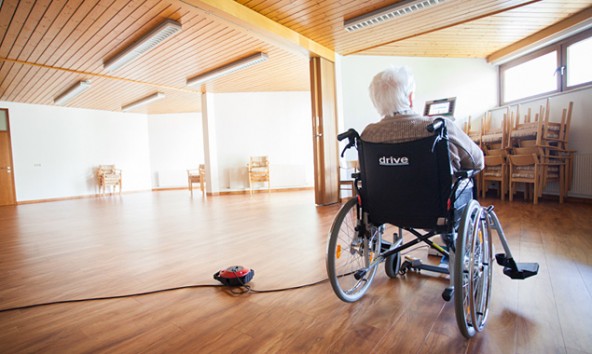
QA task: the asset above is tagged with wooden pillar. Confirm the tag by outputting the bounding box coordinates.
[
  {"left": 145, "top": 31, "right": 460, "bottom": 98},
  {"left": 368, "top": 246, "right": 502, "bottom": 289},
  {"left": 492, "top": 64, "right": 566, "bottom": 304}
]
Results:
[{"left": 310, "top": 57, "right": 339, "bottom": 205}]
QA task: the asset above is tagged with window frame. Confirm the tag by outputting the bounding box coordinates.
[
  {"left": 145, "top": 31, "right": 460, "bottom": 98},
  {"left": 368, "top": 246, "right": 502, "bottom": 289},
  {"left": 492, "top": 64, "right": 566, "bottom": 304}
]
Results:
[
  {"left": 499, "top": 28, "right": 592, "bottom": 105},
  {"left": 562, "top": 28, "right": 592, "bottom": 91}
]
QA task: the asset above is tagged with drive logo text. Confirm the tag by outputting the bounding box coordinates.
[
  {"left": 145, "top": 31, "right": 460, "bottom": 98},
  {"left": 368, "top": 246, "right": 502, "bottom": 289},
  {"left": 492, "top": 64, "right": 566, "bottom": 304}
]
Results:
[{"left": 379, "top": 156, "right": 409, "bottom": 166}]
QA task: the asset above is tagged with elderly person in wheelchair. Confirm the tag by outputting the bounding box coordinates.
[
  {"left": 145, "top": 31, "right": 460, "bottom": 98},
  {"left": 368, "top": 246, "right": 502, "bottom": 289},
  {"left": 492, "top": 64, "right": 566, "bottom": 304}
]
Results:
[{"left": 326, "top": 66, "right": 538, "bottom": 338}]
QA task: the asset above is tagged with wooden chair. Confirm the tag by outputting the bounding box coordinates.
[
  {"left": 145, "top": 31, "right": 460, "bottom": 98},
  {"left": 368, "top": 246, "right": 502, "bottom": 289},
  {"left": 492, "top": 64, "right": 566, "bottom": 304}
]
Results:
[
  {"left": 481, "top": 110, "right": 509, "bottom": 150},
  {"left": 187, "top": 164, "right": 206, "bottom": 195},
  {"left": 481, "top": 149, "right": 508, "bottom": 200},
  {"left": 247, "top": 156, "right": 270, "bottom": 194},
  {"left": 508, "top": 151, "right": 541, "bottom": 204},
  {"left": 339, "top": 160, "right": 359, "bottom": 201},
  {"left": 463, "top": 115, "right": 482, "bottom": 147},
  {"left": 508, "top": 100, "right": 573, "bottom": 197},
  {"left": 96, "top": 165, "right": 122, "bottom": 195}
]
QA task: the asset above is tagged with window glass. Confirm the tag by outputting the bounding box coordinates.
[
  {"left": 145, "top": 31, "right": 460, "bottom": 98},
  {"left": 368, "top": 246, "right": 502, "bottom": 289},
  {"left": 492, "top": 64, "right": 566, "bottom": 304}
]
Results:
[
  {"left": 503, "top": 51, "right": 557, "bottom": 102},
  {"left": 567, "top": 36, "right": 592, "bottom": 87}
]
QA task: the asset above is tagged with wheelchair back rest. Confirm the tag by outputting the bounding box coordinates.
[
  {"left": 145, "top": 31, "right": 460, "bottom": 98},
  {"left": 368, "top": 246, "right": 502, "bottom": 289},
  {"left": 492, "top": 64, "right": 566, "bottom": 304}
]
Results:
[{"left": 359, "top": 133, "right": 453, "bottom": 229}]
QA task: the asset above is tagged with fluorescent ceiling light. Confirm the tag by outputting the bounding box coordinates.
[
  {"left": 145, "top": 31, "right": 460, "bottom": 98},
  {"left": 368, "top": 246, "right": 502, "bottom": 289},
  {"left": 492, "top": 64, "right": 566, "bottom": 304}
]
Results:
[
  {"left": 104, "top": 19, "right": 181, "bottom": 71},
  {"left": 186, "top": 52, "right": 269, "bottom": 87},
  {"left": 54, "top": 80, "right": 91, "bottom": 105},
  {"left": 122, "top": 92, "right": 165, "bottom": 111},
  {"left": 344, "top": 0, "right": 446, "bottom": 32}
]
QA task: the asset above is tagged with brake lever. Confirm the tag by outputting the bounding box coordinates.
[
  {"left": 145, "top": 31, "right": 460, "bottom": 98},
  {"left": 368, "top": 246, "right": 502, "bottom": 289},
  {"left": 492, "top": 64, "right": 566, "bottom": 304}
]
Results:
[{"left": 341, "top": 141, "right": 354, "bottom": 157}]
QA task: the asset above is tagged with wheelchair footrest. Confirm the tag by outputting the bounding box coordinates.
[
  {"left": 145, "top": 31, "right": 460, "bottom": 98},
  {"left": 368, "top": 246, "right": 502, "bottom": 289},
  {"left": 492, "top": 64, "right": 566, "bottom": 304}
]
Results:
[{"left": 495, "top": 253, "right": 539, "bottom": 280}]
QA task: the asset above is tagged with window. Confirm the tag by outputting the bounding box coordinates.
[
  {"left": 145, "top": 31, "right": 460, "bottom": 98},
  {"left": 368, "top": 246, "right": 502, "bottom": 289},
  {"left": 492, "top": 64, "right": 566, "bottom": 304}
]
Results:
[
  {"left": 500, "top": 28, "right": 592, "bottom": 104},
  {"left": 565, "top": 34, "right": 592, "bottom": 87}
]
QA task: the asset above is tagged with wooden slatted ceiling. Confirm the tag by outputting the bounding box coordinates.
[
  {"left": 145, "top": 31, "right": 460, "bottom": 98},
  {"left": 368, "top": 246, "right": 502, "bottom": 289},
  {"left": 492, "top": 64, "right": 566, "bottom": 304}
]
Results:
[
  {"left": 0, "top": 0, "right": 310, "bottom": 113},
  {"left": 237, "top": 0, "right": 592, "bottom": 56},
  {"left": 356, "top": 1, "right": 592, "bottom": 57},
  {"left": 1, "top": 0, "right": 591, "bottom": 114}
]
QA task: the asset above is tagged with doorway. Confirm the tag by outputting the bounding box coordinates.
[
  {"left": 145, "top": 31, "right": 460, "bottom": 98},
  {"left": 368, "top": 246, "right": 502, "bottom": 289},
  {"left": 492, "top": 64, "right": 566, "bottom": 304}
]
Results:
[{"left": 0, "top": 109, "right": 16, "bottom": 206}]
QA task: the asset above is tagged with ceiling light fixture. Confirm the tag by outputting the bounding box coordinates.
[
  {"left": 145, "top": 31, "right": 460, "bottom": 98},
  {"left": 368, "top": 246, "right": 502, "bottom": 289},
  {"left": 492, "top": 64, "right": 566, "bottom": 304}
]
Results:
[
  {"left": 122, "top": 92, "right": 165, "bottom": 112},
  {"left": 344, "top": 0, "right": 446, "bottom": 33},
  {"left": 186, "top": 52, "right": 269, "bottom": 87},
  {"left": 104, "top": 19, "right": 182, "bottom": 72},
  {"left": 54, "top": 80, "right": 91, "bottom": 105}
]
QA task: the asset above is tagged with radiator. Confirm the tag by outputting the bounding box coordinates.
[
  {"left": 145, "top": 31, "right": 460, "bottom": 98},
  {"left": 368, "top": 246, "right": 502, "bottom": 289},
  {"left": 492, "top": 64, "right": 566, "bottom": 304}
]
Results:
[
  {"left": 571, "top": 153, "right": 592, "bottom": 197},
  {"left": 541, "top": 153, "right": 591, "bottom": 198}
]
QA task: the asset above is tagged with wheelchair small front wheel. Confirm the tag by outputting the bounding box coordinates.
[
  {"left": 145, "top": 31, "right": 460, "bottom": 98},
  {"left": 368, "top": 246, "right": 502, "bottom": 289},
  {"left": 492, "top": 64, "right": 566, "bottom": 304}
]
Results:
[
  {"left": 384, "top": 252, "right": 401, "bottom": 278},
  {"left": 454, "top": 200, "right": 493, "bottom": 338},
  {"left": 326, "top": 198, "right": 381, "bottom": 302}
]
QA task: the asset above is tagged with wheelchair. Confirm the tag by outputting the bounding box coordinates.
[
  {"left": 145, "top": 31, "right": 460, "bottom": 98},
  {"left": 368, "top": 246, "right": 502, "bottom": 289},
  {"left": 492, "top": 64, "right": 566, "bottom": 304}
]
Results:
[{"left": 326, "top": 118, "right": 539, "bottom": 338}]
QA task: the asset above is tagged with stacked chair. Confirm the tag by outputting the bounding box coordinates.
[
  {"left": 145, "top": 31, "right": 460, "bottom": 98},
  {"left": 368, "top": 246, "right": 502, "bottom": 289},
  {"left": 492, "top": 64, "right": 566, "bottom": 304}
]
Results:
[
  {"left": 463, "top": 115, "right": 482, "bottom": 146},
  {"left": 480, "top": 110, "right": 510, "bottom": 200},
  {"left": 477, "top": 99, "right": 574, "bottom": 204}
]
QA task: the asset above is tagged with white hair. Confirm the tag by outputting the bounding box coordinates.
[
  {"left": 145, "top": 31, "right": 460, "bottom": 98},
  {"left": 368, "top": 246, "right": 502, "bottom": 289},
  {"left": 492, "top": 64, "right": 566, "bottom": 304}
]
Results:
[{"left": 369, "top": 66, "right": 416, "bottom": 117}]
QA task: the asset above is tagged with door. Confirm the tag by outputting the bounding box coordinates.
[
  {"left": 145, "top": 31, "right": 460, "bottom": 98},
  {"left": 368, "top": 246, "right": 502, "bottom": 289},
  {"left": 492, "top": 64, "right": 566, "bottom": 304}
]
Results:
[{"left": 0, "top": 109, "right": 16, "bottom": 206}]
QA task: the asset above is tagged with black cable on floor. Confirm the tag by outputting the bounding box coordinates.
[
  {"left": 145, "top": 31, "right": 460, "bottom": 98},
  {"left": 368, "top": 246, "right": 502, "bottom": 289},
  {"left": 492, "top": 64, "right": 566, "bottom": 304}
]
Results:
[
  {"left": 0, "top": 283, "right": 224, "bottom": 313},
  {"left": 0, "top": 245, "right": 432, "bottom": 313},
  {"left": 0, "top": 278, "right": 330, "bottom": 313}
]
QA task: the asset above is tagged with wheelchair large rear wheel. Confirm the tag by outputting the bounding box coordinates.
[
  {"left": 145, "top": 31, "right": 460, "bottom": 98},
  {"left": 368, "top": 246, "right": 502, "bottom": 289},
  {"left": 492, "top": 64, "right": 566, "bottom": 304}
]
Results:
[
  {"left": 327, "top": 198, "right": 382, "bottom": 302},
  {"left": 454, "top": 200, "right": 493, "bottom": 338}
]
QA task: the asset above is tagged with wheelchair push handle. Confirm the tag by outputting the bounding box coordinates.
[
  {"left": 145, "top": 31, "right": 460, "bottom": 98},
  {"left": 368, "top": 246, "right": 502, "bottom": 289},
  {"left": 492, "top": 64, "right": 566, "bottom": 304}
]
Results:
[
  {"left": 337, "top": 128, "right": 359, "bottom": 142},
  {"left": 426, "top": 118, "right": 445, "bottom": 133},
  {"left": 337, "top": 128, "right": 360, "bottom": 157}
]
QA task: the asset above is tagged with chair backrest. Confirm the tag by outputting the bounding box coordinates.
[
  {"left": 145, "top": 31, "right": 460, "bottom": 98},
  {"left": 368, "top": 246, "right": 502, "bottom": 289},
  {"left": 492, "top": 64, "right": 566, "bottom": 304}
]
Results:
[
  {"left": 249, "top": 156, "right": 269, "bottom": 169},
  {"left": 358, "top": 130, "right": 453, "bottom": 229},
  {"left": 97, "top": 165, "right": 119, "bottom": 176},
  {"left": 188, "top": 164, "right": 206, "bottom": 179}
]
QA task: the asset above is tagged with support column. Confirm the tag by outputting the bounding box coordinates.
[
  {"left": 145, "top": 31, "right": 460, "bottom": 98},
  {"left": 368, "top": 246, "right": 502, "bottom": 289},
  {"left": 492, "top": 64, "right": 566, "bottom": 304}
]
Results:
[
  {"left": 201, "top": 92, "right": 220, "bottom": 195},
  {"left": 310, "top": 56, "right": 339, "bottom": 205}
]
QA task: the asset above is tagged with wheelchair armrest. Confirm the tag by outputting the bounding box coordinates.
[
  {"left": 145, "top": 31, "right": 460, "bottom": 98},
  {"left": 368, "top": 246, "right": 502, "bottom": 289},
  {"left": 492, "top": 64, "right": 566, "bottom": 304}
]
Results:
[{"left": 454, "top": 170, "right": 476, "bottom": 179}]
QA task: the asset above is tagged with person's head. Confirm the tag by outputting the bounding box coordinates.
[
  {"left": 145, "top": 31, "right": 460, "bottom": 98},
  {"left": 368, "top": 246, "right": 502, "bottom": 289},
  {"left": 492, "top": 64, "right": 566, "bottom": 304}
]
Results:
[{"left": 369, "top": 66, "right": 416, "bottom": 117}]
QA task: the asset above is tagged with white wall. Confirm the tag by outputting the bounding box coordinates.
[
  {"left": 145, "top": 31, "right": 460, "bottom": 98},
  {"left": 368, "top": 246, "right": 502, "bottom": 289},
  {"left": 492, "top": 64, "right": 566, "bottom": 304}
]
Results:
[
  {"left": 1, "top": 101, "right": 152, "bottom": 201},
  {"left": 2, "top": 92, "right": 313, "bottom": 201},
  {"left": 339, "top": 55, "right": 498, "bottom": 161},
  {"left": 211, "top": 91, "right": 313, "bottom": 191},
  {"left": 148, "top": 112, "right": 204, "bottom": 188}
]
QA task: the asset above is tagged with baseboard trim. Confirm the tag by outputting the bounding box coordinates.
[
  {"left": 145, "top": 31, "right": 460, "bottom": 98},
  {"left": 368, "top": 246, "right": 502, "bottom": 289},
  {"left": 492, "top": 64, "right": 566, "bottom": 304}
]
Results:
[
  {"left": 15, "top": 187, "right": 314, "bottom": 204},
  {"left": 215, "top": 186, "right": 314, "bottom": 196}
]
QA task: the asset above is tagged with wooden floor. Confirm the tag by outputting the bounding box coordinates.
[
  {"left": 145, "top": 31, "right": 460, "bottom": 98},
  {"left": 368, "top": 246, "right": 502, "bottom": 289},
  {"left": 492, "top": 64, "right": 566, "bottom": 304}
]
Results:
[{"left": 0, "top": 190, "right": 591, "bottom": 353}]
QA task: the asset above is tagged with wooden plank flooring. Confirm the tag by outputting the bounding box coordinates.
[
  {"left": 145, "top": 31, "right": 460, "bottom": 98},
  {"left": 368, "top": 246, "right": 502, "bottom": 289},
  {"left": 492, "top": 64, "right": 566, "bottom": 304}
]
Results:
[{"left": 0, "top": 190, "right": 591, "bottom": 353}]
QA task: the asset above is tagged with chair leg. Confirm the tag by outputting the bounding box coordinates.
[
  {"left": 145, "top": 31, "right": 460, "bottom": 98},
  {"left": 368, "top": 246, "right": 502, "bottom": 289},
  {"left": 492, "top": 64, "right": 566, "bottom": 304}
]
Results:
[
  {"left": 559, "top": 164, "right": 565, "bottom": 203},
  {"left": 481, "top": 178, "right": 486, "bottom": 199}
]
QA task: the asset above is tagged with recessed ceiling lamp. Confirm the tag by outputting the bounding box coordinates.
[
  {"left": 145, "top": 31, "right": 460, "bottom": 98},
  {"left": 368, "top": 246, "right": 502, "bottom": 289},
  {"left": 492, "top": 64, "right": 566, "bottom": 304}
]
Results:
[
  {"left": 122, "top": 92, "right": 165, "bottom": 112},
  {"left": 186, "top": 52, "right": 269, "bottom": 87},
  {"left": 104, "top": 19, "right": 181, "bottom": 72},
  {"left": 54, "top": 80, "right": 91, "bottom": 105},
  {"left": 344, "top": 0, "right": 446, "bottom": 32}
]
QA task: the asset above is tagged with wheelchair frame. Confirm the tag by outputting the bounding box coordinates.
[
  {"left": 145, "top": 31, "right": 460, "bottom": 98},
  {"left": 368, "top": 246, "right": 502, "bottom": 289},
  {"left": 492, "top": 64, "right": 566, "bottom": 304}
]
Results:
[{"left": 326, "top": 119, "right": 539, "bottom": 338}]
